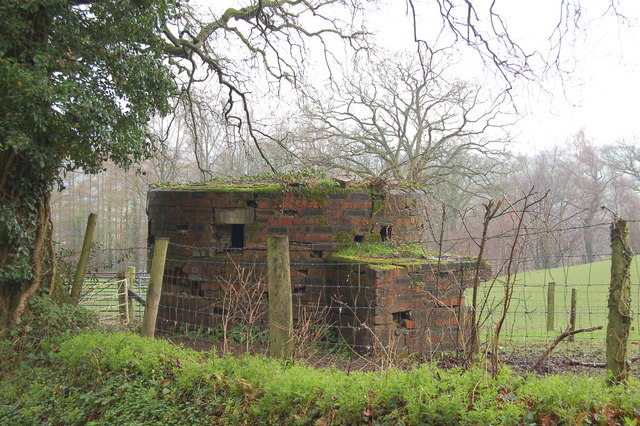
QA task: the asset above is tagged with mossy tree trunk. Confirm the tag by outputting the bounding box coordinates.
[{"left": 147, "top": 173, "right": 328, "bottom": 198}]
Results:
[
  {"left": 0, "top": 175, "right": 53, "bottom": 333},
  {"left": 606, "top": 219, "right": 633, "bottom": 383}
]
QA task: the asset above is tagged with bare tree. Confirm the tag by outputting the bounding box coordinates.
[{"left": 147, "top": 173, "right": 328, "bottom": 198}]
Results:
[
  {"left": 604, "top": 138, "right": 640, "bottom": 190},
  {"left": 296, "top": 50, "right": 511, "bottom": 187},
  {"left": 564, "top": 131, "right": 616, "bottom": 262},
  {"left": 161, "top": 1, "right": 370, "bottom": 171}
]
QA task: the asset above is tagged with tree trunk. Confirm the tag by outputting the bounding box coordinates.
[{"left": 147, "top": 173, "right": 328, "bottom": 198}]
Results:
[
  {"left": 606, "top": 219, "right": 633, "bottom": 383},
  {"left": 0, "top": 192, "right": 52, "bottom": 332},
  {"left": 0, "top": 143, "right": 57, "bottom": 333}
]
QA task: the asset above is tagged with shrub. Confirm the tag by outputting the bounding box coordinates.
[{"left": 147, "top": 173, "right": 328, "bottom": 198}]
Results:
[{"left": 8, "top": 295, "right": 96, "bottom": 356}]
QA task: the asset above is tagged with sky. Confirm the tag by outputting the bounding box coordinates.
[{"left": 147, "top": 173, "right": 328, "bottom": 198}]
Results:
[
  {"left": 366, "top": 0, "right": 640, "bottom": 151},
  {"left": 200, "top": 1, "right": 640, "bottom": 153}
]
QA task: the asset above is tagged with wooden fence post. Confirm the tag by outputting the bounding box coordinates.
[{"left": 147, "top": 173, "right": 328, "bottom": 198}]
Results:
[
  {"left": 126, "top": 266, "right": 136, "bottom": 320},
  {"left": 71, "top": 213, "right": 98, "bottom": 304},
  {"left": 546, "top": 282, "right": 555, "bottom": 332},
  {"left": 268, "top": 235, "right": 293, "bottom": 359},
  {"left": 606, "top": 219, "right": 633, "bottom": 383},
  {"left": 569, "top": 288, "right": 577, "bottom": 342},
  {"left": 141, "top": 238, "right": 169, "bottom": 338},
  {"left": 117, "top": 269, "right": 128, "bottom": 323}
]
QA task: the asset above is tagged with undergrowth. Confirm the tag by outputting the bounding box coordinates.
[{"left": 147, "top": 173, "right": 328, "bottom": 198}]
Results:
[{"left": 2, "top": 330, "right": 640, "bottom": 425}]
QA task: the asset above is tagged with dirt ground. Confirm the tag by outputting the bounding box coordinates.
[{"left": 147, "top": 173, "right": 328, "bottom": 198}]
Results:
[{"left": 164, "top": 335, "right": 640, "bottom": 378}]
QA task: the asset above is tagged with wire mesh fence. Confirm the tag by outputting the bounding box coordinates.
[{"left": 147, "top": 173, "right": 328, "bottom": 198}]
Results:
[
  {"left": 148, "top": 246, "right": 640, "bottom": 358},
  {"left": 82, "top": 240, "right": 640, "bottom": 358},
  {"left": 157, "top": 258, "right": 468, "bottom": 356}
]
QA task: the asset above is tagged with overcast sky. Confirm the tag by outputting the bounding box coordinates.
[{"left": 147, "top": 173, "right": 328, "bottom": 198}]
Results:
[
  {"left": 366, "top": 0, "right": 640, "bottom": 151},
  {"left": 204, "top": 1, "right": 640, "bottom": 153}
]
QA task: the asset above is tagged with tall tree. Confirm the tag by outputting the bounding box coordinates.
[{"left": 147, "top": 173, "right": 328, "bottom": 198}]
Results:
[
  {"left": 0, "top": 0, "right": 177, "bottom": 328},
  {"left": 298, "top": 51, "right": 510, "bottom": 186}
]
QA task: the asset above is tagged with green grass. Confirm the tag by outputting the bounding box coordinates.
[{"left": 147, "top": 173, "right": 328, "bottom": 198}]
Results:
[
  {"left": 3, "top": 331, "right": 640, "bottom": 424},
  {"left": 470, "top": 255, "right": 640, "bottom": 343}
]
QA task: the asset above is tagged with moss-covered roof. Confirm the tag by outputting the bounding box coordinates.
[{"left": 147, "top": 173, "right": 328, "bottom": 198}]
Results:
[
  {"left": 150, "top": 171, "right": 425, "bottom": 195},
  {"left": 327, "top": 243, "right": 477, "bottom": 269}
]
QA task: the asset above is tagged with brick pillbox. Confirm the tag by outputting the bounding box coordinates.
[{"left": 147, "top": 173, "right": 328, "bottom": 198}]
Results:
[{"left": 147, "top": 179, "right": 490, "bottom": 354}]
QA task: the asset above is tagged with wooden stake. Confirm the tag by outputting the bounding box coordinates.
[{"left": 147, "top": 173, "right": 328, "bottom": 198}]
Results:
[
  {"left": 569, "top": 288, "right": 577, "bottom": 342},
  {"left": 141, "top": 238, "right": 168, "bottom": 338},
  {"left": 546, "top": 282, "right": 555, "bottom": 332},
  {"left": 126, "top": 266, "right": 136, "bottom": 321},
  {"left": 71, "top": 213, "right": 97, "bottom": 304},
  {"left": 268, "top": 235, "right": 293, "bottom": 359},
  {"left": 606, "top": 219, "right": 633, "bottom": 383},
  {"left": 117, "top": 269, "right": 128, "bottom": 323}
]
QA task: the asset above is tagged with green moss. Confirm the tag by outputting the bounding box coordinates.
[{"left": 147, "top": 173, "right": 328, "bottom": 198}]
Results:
[
  {"left": 245, "top": 222, "right": 265, "bottom": 239},
  {"left": 312, "top": 215, "right": 329, "bottom": 227},
  {"left": 299, "top": 182, "right": 340, "bottom": 206},
  {"left": 363, "top": 233, "right": 382, "bottom": 243},
  {"left": 153, "top": 182, "right": 285, "bottom": 196},
  {"left": 332, "top": 243, "right": 432, "bottom": 259},
  {"left": 371, "top": 190, "right": 385, "bottom": 216},
  {"left": 334, "top": 231, "right": 352, "bottom": 244},
  {"left": 154, "top": 178, "right": 376, "bottom": 205},
  {"left": 372, "top": 199, "right": 385, "bottom": 216},
  {"left": 327, "top": 243, "right": 468, "bottom": 271}
]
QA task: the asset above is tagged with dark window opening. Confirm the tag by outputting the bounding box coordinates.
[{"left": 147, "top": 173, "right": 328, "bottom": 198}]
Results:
[
  {"left": 245, "top": 199, "right": 258, "bottom": 208},
  {"left": 354, "top": 235, "right": 364, "bottom": 242},
  {"left": 380, "top": 225, "right": 392, "bottom": 241},
  {"left": 293, "top": 286, "right": 306, "bottom": 294},
  {"left": 147, "top": 220, "right": 155, "bottom": 245},
  {"left": 283, "top": 210, "right": 299, "bottom": 216},
  {"left": 231, "top": 224, "right": 244, "bottom": 248},
  {"left": 310, "top": 250, "right": 324, "bottom": 258},
  {"left": 392, "top": 310, "right": 412, "bottom": 328}
]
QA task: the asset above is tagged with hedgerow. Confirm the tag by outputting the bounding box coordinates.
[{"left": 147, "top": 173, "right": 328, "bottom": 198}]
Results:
[{"left": 1, "top": 331, "right": 639, "bottom": 425}]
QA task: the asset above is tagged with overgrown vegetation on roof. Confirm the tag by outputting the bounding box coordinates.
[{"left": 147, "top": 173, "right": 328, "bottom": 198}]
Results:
[
  {"left": 327, "top": 243, "right": 472, "bottom": 269},
  {"left": 150, "top": 168, "right": 425, "bottom": 195}
]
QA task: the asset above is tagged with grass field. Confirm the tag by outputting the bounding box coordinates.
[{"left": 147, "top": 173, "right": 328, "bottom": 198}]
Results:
[{"left": 469, "top": 255, "right": 640, "bottom": 343}]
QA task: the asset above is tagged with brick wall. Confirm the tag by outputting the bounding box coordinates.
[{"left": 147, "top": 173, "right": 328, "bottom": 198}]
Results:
[{"left": 147, "top": 184, "right": 489, "bottom": 353}]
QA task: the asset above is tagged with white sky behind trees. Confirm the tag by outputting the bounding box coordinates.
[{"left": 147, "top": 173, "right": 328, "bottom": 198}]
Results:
[
  {"left": 198, "top": 1, "right": 640, "bottom": 153},
  {"left": 366, "top": 0, "right": 640, "bottom": 151}
]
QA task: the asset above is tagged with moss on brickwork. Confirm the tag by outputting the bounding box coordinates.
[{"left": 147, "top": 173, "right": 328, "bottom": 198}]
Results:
[
  {"left": 371, "top": 190, "right": 385, "bottom": 216},
  {"left": 148, "top": 173, "right": 429, "bottom": 225},
  {"left": 245, "top": 221, "right": 265, "bottom": 239},
  {"left": 151, "top": 175, "right": 374, "bottom": 202},
  {"left": 372, "top": 199, "right": 385, "bottom": 216},
  {"left": 312, "top": 215, "right": 329, "bottom": 227},
  {"left": 363, "top": 233, "right": 382, "bottom": 243},
  {"left": 151, "top": 182, "right": 285, "bottom": 195},
  {"left": 334, "top": 231, "right": 352, "bottom": 244}
]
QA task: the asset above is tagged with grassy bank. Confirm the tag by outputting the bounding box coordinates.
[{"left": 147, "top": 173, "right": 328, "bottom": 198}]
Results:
[{"left": 2, "top": 331, "right": 639, "bottom": 425}]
